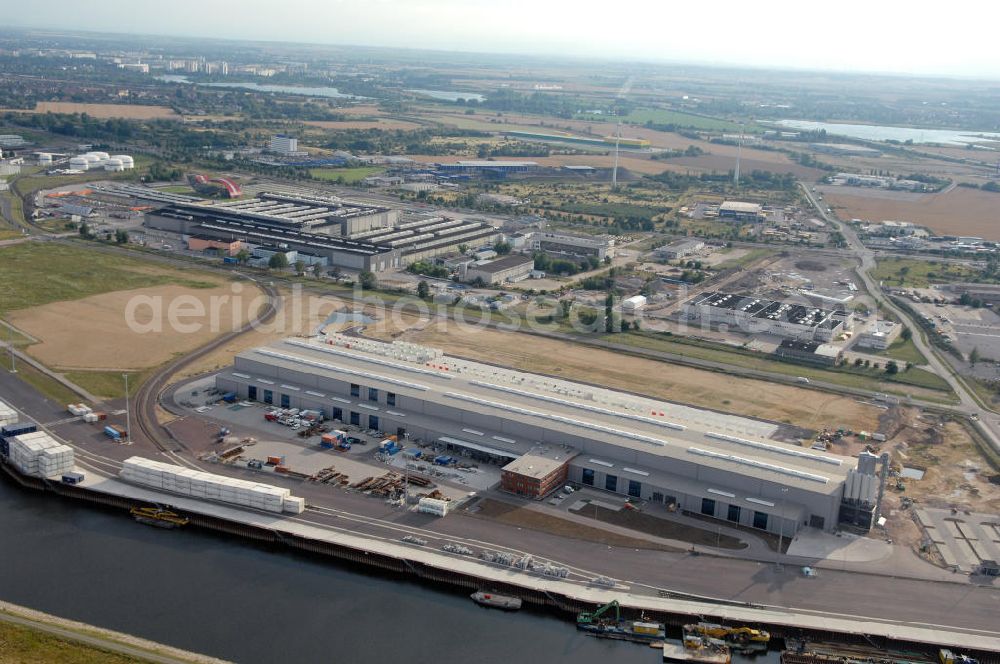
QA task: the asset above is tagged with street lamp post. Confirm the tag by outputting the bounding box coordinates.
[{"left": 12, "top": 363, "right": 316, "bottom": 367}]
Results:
[
  {"left": 7, "top": 325, "right": 15, "bottom": 374},
  {"left": 776, "top": 487, "right": 788, "bottom": 571},
  {"left": 123, "top": 373, "right": 132, "bottom": 445}
]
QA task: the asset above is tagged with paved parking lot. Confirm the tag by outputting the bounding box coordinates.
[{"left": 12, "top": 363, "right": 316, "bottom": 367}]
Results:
[
  {"left": 910, "top": 299, "right": 1000, "bottom": 361},
  {"left": 172, "top": 375, "right": 496, "bottom": 500},
  {"left": 916, "top": 507, "right": 1000, "bottom": 572}
]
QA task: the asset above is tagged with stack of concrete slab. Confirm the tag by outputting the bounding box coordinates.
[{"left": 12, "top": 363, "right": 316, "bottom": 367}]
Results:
[
  {"left": 8, "top": 431, "right": 74, "bottom": 478},
  {"left": 120, "top": 456, "right": 305, "bottom": 514},
  {"left": 0, "top": 400, "right": 17, "bottom": 427}
]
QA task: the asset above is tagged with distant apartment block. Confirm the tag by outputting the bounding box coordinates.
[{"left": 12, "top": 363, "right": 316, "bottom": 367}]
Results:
[{"left": 269, "top": 135, "right": 298, "bottom": 154}]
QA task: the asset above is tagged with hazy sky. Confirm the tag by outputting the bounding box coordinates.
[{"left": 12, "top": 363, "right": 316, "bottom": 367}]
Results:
[{"left": 9, "top": 0, "right": 1000, "bottom": 77}]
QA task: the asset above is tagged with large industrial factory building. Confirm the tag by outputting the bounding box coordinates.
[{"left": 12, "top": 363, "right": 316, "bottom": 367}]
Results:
[
  {"left": 215, "top": 335, "right": 883, "bottom": 536},
  {"left": 682, "top": 291, "right": 852, "bottom": 342},
  {"left": 142, "top": 190, "right": 500, "bottom": 271}
]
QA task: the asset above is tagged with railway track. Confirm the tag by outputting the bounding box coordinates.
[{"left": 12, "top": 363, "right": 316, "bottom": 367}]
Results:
[
  {"left": 131, "top": 279, "right": 281, "bottom": 465},
  {"left": 301, "top": 503, "right": 616, "bottom": 585}
]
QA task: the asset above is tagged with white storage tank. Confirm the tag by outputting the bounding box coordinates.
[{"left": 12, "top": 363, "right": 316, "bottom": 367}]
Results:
[
  {"left": 87, "top": 151, "right": 110, "bottom": 160},
  {"left": 112, "top": 155, "right": 134, "bottom": 169},
  {"left": 104, "top": 158, "right": 124, "bottom": 172},
  {"left": 36, "top": 152, "right": 53, "bottom": 164},
  {"left": 69, "top": 156, "right": 90, "bottom": 171}
]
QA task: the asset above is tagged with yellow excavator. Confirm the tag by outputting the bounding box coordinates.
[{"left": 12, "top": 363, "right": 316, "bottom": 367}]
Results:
[{"left": 692, "top": 622, "right": 770, "bottom": 645}]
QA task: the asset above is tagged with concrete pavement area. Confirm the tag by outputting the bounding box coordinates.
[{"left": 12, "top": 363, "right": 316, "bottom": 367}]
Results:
[
  {"left": 917, "top": 507, "right": 1000, "bottom": 573},
  {"left": 787, "top": 527, "right": 893, "bottom": 563}
]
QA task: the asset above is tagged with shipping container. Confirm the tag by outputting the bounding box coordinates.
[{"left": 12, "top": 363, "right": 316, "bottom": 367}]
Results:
[
  {"left": 62, "top": 472, "right": 85, "bottom": 485},
  {"left": 266, "top": 455, "right": 285, "bottom": 466},
  {"left": 2, "top": 421, "right": 37, "bottom": 440},
  {"left": 321, "top": 430, "right": 346, "bottom": 445}
]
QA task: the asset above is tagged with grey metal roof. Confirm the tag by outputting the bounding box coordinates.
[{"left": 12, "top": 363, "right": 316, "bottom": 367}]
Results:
[{"left": 232, "top": 339, "right": 853, "bottom": 494}]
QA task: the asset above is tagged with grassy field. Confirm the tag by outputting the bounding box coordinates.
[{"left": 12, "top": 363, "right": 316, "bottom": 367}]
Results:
[
  {"left": 158, "top": 185, "right": 198, "bottom": 194},
  {"left": 0, "top": 243, "right": 217, "bottom": 314},
  {"left": 610, "top": 331, "right": 955, "bottom": 398},
  {"left": 0, "top": 620, "right": 161, "bottom": 664},
  {"left": 872, "top": 257, "right": 981, "bottom": 288},
  {"left": 309, "top": 167, "right": 384, "bottom": 184},
  {"left": 712, "top": 247, "right": 777, "bottom": 270},
  {"left": 8, "top": 362, "right": 80, "bottom": 405},
  {"left": 0, "top": 190, "right": 26, "bottom": 228},
  {"left": 876, "top": 336, "right": 926, "bottom": 365},
  {"left": 64, "top": 368, "right": 156, "bottom": 400}
]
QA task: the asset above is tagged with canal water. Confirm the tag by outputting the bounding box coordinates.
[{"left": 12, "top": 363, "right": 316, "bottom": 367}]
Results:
[
  {"left": 0, "top": 478, "right": 778, "bottom": 664},
  {"left": 773, "top": 119, "right": 1000, "bottom": 146}
]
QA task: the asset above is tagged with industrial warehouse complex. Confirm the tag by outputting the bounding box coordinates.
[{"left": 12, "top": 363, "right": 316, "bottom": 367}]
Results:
[
  {"left": 215, "top": 334, "right": 886, "bottom": 537},
  {"left": 682, "top": 291, "right": 851, "bottom": 342},
  {"left": 138, "top": 189, "right": 500, "bottom": 271}
]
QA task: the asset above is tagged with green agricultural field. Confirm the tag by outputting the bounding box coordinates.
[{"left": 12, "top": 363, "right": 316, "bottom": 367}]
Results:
[
  {"left": 0, "top": 242, "right": 217, "bottom": 314},
  {"left": 872, "top": 257, "right": 980, "bottom": 288},
  {"left": 309, "top": 166, "right": 384, "bottom": 184}
]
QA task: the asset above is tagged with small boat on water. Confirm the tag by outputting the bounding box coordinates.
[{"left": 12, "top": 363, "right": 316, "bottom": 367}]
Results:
[
  {"left": 470, "top": 591, "right": 522, "bottom": 610},
  {"left": 130, "top": 506, "right": 189, "bottom": 529}
]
